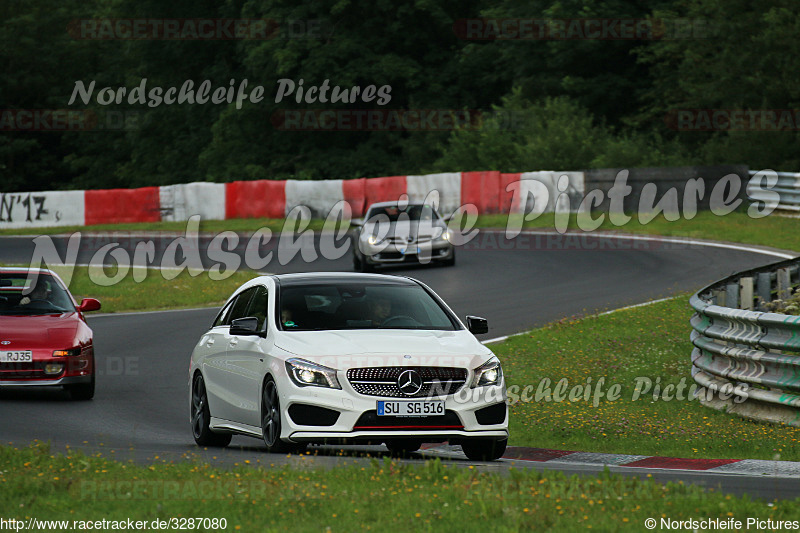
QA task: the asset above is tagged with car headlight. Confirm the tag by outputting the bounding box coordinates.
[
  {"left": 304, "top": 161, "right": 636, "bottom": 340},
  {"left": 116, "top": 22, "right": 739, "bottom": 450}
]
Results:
[
  {"left": 285, "top": 358, "right": 341, "bottom": 389},
  {"left": 472, "top": 357, "right": 502, "bottom": 387},
  {"left": 367, "top": 234, "right": 383, "bottom": 246},
  {"left": 439, "top": 229, "right": 451, "bottom": 242}
]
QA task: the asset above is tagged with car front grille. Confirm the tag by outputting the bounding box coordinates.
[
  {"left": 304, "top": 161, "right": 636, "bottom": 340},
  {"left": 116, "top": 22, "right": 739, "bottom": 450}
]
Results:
[
  {"left": 347, "top": 366, "right": 468, "bottom": 398},
  {"left": 386, "top": 235, "right": 433, "bottom": 245},
  {"left": 354, "top": 409, "right": 463, "bottom": 430}
]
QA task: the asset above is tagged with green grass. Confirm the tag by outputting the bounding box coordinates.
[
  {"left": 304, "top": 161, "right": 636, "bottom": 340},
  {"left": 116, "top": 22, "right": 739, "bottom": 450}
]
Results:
[
  {"left": 0, "top": 443, "right": 796, "bottom": 532},
  {"left": 48, "top": 266, "right": 257, "bottom": 314},
  {"left": 2, "top": 210, "right": 798, "bottom": 252},
  {"left": 493, "top": 296, "right": 800, "bottom": 461}
]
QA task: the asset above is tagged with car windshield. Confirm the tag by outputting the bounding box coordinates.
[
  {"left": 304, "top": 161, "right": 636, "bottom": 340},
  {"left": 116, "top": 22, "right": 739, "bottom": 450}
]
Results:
[
  {"left": 278, "top": 282, "right": 458, "bottom": 331},
  {"left": 366, "top": 204, "right": 438, "bottom": 223},
  {"left": 0, "top": 273, "right": 75, "bottom": 315}
]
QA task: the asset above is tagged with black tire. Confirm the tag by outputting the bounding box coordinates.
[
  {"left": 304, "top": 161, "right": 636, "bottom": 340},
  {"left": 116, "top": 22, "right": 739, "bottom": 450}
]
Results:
[
  {"left": 461, "top": 438, "right": 507, "bottom": 461},
  {"left": 66, "top": 372, "right": 95, "bottom": 401},
  {"left": 385, "top": 439, "right": 422, "bottom": 456},
  {"left": 261, "top": 377, "right": 295, "bottom": 453},
  {"left": 191, "top": 374, "right": 232, "bottom": 447},
  {"left": 443, "top": 249, "right": 456, "bottom": 267}
]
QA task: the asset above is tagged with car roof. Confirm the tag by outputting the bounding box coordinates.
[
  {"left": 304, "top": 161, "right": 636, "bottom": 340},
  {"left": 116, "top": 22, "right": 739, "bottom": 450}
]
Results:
[
  {"left": 0, "top": 267, "right": 54, "bottom": 275},
  {"left": 367, "top": 201, "right": 433, "bottom": 209},
  {"left": 271, "top": 272, "right": 419, "bottom": 287}
]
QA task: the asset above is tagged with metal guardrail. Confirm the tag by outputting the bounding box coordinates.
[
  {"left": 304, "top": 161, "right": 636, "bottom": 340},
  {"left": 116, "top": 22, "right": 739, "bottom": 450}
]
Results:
[
  {"left": 748, "top": 170, "right": 800, "bottom": 212},
  {"left": 690, "top": 257, "right": 800, "bottom": 426}
]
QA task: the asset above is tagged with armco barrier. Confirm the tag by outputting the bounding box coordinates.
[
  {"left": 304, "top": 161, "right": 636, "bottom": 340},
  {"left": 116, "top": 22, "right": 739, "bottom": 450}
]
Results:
[
  {"left": 84, "top": 187, "right": 160, "bottom": 225},
  {"left": 0, "top": 189, "right": 85, "bottom": 229},
  {"left": 2, "top": 166, "right": 770, "bottom": 229},
  {"left": 747, "top": 170, "right": 800, "bottom": 213},
  {"left": 690, "top": 257, "right": 800, "bottom": 426},
  {"left": 461, "top": 171, "right": 501, "bottom": 213},
  {"left": 225, "top": 179, "right": 286, "bottom": 220}
]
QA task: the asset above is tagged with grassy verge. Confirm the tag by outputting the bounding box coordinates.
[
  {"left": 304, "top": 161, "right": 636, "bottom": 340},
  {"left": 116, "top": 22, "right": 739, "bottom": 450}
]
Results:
[
  {"left": 493, "top": 295, "right": 800, "bottom": 461},
  {"left": 0, "top": 443, "right": 796, "bottom": 532},
  {"left": 49, "top": 266, "right": 257, "bottom": 314},
  {"left": 2, "top": 211, "right": 798, "bottom": 253}
]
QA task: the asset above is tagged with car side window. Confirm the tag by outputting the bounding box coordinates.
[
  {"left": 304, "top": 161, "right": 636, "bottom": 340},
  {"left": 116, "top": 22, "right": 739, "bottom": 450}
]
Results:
[
  {"left": 245, "top": 285, "right": 269, "bottom": 333},
  {"left": 212, "top": 299, "right": 235, "bottom": 327},
  {"left": 227, "top": 287, "right": 257, "bottom": 325}
]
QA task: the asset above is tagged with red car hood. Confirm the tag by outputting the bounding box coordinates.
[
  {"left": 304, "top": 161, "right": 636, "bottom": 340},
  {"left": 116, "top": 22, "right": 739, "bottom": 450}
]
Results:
[{"left": 0, "top": 313, "right": 82, "bottom": 349}]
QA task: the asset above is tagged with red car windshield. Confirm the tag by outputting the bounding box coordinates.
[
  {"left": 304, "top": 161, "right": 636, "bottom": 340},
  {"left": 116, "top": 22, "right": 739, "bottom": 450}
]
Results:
[{"left": 0, "top": 273, "right": 75, "bottom": 315}]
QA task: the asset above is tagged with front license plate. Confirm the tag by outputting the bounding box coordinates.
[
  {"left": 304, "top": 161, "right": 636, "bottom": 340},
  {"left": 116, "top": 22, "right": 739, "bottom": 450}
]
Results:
[
  {"left": 377, "top": 400, "right": 444, "bottom": 417},
  {"left": 398, "top": 246, "right": 421, "bottom": 255},
  {"left": 0, "top": 351, "right": 32, "bottom": 363}
]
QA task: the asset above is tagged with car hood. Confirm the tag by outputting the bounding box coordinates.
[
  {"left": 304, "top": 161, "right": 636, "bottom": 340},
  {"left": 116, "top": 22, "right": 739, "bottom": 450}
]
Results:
[
  {"left": 0, "top": 313, "right": 82, "bottom": 349},
  {"left": 274, "top": 329, "right": 492, "bottom": 369}
]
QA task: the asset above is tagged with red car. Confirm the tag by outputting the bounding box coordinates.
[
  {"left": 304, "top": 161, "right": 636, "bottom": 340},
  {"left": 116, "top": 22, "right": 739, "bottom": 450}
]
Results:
[{"left": 0, "top": 268, "right": 101, "bottom": 400}]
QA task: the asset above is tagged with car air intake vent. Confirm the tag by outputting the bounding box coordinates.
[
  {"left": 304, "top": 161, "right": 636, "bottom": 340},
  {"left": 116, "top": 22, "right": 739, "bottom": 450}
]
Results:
[
  {"left": 354, "top": 410, "right": 462, "bottom": 430},
  {"left": 0, "top": 362, "right": 51, "bottom": 379},
  {"left": 347, "top": 366, "right": 468, "bottom": 398},
  {"left": 287, "top": 403, "right": 340, "bottom": 427},
  {"left": 475, "top": 403, "right": 507, "bottom": 425}
]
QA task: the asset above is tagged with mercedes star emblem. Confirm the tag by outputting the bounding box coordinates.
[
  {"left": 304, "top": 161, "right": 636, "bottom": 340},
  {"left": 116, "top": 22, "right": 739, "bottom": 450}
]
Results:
[{"left": 397, "top": 369, "right": 423, "bottom": 396}]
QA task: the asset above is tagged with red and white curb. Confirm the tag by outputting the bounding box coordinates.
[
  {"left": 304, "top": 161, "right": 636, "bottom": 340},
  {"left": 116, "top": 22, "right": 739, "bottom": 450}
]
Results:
[{"left": 420, "top": 444, "right": 800, "bottom": 476}]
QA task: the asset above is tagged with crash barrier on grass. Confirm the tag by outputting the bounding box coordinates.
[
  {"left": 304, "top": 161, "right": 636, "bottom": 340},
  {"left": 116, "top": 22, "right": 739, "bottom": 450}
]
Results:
[
  {"left": 747, "top": 170, "right": 800, "bottom": 213},
  {"left": 585, "top": 165, "right": 749, "bottom": 213},
  {"left": 0, "top": 170, "right": 585, "bottom": 228},
  {"left": 690, "top": 257, "right": 800, "bottom": 426},
  {"left": 0, "top": 164, "right": 758, "bottom": 229}
]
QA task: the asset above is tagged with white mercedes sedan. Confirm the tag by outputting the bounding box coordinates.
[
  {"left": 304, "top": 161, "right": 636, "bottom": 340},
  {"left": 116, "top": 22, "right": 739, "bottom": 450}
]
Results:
[{"left": 189, "top": 273, "right": 508, "bottom": 461}]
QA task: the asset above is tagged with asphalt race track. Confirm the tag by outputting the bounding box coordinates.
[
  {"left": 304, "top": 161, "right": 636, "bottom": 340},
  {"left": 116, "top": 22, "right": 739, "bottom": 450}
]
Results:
[{"left": 1, "top": 231, "right": 796, "bottom": 500}]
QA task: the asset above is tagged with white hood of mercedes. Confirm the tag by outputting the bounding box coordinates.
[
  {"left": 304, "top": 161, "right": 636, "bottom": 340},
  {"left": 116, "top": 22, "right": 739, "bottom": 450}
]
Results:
[{"left": 274, "top": 329, "right": 492, "bottom": 369}]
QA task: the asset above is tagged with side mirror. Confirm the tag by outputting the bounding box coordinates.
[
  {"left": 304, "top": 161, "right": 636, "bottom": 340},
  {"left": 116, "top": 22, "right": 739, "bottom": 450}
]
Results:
[
  {"left": 350, "top": 218, "right": 364, "bottom": 227},
  {"left": 466, "top": 315, "right": 488, "bottom": 335},
  {"left": 78, "top": 298, "right": 101, "bottom": 313},
  {"left": 230, "top": 317, "right": 262, "bottom": 336}
]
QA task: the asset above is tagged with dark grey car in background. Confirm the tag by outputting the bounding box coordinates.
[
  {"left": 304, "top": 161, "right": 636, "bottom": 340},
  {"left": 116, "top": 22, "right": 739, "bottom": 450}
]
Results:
[{"left": 351, "top": 202, "right": 456, "bottom": 272}]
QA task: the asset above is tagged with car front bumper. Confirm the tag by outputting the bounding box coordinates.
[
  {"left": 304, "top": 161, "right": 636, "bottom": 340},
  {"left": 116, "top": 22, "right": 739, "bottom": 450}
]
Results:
[
  {"left": 359, "top": 241, "right": 454, "bottom": 265},
  {"left": 279, "top": 378, "right": 508, "bottom": 444},
  {"left": 0, "top": 375, "right": 92, "bottom": 387}
]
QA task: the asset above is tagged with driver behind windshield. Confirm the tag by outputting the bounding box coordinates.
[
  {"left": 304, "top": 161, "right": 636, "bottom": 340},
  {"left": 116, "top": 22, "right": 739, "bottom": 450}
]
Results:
[
  {"left": 369, "top": 297, "right": 392, "bottom": 326},
  {"left": 20, "top": 282, "right": 50, "bottom": 306}
]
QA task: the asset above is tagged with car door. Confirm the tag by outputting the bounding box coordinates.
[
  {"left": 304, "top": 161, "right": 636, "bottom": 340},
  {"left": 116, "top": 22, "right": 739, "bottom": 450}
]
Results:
[
  {"left": 203, "top": 287, "right": 255, "bottom": 423},
  {"left": 224, "top": 284, "right": 271, "bottom": 427}
]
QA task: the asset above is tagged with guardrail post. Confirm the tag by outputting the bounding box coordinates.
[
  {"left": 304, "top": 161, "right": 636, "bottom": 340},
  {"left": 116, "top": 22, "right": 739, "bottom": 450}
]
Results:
[
  {"left": 725, "top": 283, "right": 739, "bottom": 309},
  {"left": 711, "top": 289, "right": 723, "bottom": 306},
  {"left": 756, "top": 272, "right": 772, "bottom": 310},
  {"left": 777, "top": 268, "right": 791, "bottom": 300},
  {"left": 740, "top": 277, "right": 754, "bottom": 310}
]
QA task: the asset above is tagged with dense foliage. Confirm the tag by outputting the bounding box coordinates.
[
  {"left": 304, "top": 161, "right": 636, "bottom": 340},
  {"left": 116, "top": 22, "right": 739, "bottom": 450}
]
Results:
[{"left": 2, "top": 0, "right": 799, "bottom": 191}]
